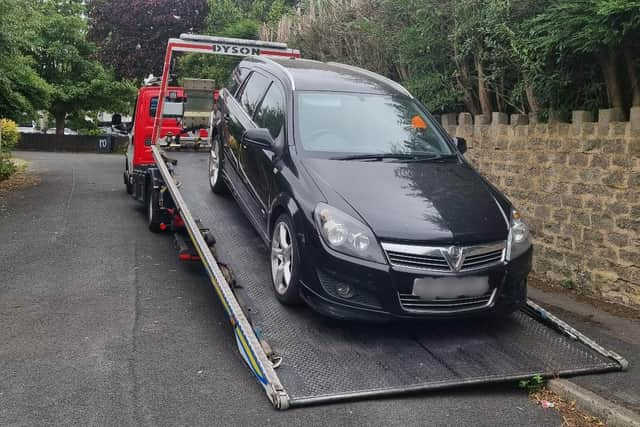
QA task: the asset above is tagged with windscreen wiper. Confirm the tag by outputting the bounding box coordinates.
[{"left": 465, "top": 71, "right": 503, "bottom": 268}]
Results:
[
  {"left": 404, "top": 154, "right": 458, "bottom": 162},
  {"left": 330, "top": 153, "right": 457, "bottom": 162},
  {"left": 331, "top": 153, "right": 424, "bottom": 161}
]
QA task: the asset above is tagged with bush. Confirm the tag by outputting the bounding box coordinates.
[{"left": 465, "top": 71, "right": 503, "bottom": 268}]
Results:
[
  {"left": 0, "top": 154, "right": 16, "bottom": 180},
  {"left": 0, "top": 118, "right": 20, "bottom": 151}
]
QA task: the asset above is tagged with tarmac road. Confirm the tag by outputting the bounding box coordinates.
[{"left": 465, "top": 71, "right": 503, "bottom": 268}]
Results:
[{"left": 0, "top": 151, "right": 618, "bottom": 426}]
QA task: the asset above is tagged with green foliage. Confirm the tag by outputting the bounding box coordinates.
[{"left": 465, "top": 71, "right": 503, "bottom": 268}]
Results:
[
  {"left": 0, "top": 0, "right": 51, "bottom": 120},
  {"left": 0, "top": 119, "right": 20, "bottom": 152},
  {"left": 30, "top": 1, "right": 136, "bottom": 132},
  {"left": 0, "top": 117, "right": 18, "bottom": 179},
  {"left": 0, "top": 155, "right": 16, "bottom": 181},
  {"left": 66, "top": 112, "right": 101, "bottom": 136},
  {"left": 285, "top": 0, "right": 639, "bottom": 115},
  {"left": 561, "top": 276, "right": 576, "bottom": 290},
  {"left": 177, "top": 0, "right": 264, "bottom": 86},
  {"left": 518, "top": 374, "right": 545, "bottom": 394},
  {"left": 0, "top": 0, "right": 136, "bottom": 131},
  {"left": 519, "top": 0, "right": 640, "bottom": 110}
]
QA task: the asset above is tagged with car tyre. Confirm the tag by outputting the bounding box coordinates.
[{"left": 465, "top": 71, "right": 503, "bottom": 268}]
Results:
[
  {"left": 490, "top": 280, "right": 527, "bottom": 318},
  {"left": 146, "top": 184, "right": 162, "bottom": 233},
  {"left": 209, "top": 135, "right": 228, "bottom": 194},
  {"left": 270, "top": 214, "right": 302, "bottom": 305}
]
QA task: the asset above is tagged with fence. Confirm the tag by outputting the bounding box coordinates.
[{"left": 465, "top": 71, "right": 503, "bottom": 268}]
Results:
[{"left": 17, "top": 134, "right": 128, "bottom": 153}]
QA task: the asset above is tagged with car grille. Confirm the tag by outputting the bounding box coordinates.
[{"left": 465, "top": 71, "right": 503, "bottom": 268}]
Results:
[
  {"left": 398, "top": 289, "right": 496, "bottom": 313},
  {"left": 382, "top": 241, "right": 506, "bottom": 273}
]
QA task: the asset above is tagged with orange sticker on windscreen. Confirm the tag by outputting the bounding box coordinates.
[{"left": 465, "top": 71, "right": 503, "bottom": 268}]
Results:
[{"left": 411, "top": 115, "right": 427, "bottom": 129}]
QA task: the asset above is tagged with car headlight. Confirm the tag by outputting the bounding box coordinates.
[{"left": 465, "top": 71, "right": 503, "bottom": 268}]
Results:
[
  {"left": 507, "top": 208, "right": 532, "bottom": 260},
  {"left": 314, "top": 203, "right": 385, "bottom": 263}
]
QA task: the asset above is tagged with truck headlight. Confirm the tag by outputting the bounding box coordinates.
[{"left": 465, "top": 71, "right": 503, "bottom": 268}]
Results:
[
  {"left": 314, "top": 203, "right": 385, "bottom": 263},
  {"left": 507, "top": 209, "right": 532, "bottom": 260}
]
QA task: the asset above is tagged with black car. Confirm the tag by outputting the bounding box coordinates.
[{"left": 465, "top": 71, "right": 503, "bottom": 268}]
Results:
[{"left": 209, "top": 57, "right": 532, "bottom": 320}]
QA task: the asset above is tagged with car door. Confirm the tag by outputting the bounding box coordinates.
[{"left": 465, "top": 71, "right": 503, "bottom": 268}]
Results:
[
  {"left": 221, "top": 70, "right": 271, "bottom": 230},
  {"left": 243, "top": 80, "right": 286, "bottom": 225}
]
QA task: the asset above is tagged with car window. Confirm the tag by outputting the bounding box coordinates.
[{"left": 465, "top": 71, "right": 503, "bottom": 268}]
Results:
[
  {"left": 254, "top": 83, "right": 285, "bottom": 139},
  {"left": 228, "top": 66, "right": 250, "bottom": 96},
  {"left": 237, "top": 72, "right": 270, "bottom": 117},
  {"left": 296, "top": 92, "right": 453, "bottom": 156}
]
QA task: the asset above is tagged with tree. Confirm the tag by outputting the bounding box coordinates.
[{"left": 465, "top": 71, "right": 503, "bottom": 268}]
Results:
[
  {"left": 0, "top": 0, "right": 50, "bottom": 121},
  {"left": 176, "top": 0, "right": 289, "bottom": 86},
  {"left": 177, "top": 19, "right": 260, "bottom": 85},
  {"left": 523, "top": 0, "right": 640, "bottom": 111},
  {"left": 30, "top": 0, "right": 136, "bottom": 134},
  {"left": 88, "top": 0, "right": 209, "bottom": 80}
]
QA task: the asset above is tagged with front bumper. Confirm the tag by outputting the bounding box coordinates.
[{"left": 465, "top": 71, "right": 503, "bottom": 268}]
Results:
[{"left": 299, "top": 239, "right": 533, "bottom": 321}]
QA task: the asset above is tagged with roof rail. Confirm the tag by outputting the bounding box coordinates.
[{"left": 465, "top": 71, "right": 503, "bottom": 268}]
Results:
[
  {"left": 252, "top": 56, "right": 297, "bottom": 91},
  {"left": 326, "top": 62, "right": 413, "bottom": 98}
]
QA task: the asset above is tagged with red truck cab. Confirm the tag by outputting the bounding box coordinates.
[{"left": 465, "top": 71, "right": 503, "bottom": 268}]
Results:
[
  {"left": 127, "top": 86, "right": 185, "bottom": 170},
  {"left": 123, "top": 84, "right": 214, "bottom": 228}
]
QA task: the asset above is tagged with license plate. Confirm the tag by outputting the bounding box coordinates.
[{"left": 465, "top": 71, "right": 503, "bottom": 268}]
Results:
[{"left": 412, "top": 276, "right": 489, "bottom": 300}]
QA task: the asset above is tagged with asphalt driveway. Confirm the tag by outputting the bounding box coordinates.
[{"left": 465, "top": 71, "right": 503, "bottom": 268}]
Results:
[{"left": 0, "top": 151, "right": 622, "bottom": 426}]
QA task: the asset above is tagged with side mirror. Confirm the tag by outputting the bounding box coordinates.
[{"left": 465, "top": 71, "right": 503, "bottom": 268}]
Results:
[
  {"left": 111, "top": 113, "right": 122, "bottom": 126},
  {"left": 242, "top": 128, "right": 275, "bottom": 150},
  {"left": 455, "top": 137, "right": 467, "bottom": 154}
]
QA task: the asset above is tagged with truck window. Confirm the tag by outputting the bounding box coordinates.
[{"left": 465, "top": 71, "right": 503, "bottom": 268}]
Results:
[
  {"left": 149, "top": 97, "right": 160, "bottom": 117},
  {"left": 149, "top": 93, "right": 183, "bottom": 118},
  {"left": 237, "top": 72, "right": 270, "bottom": 118},
  {"left": 254, "top": 82, "right": 285, "bottom": 139}
]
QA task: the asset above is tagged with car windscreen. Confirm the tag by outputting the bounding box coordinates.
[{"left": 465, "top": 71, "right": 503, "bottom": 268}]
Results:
[{"left": 295, "top": 92, "right": 453, "bottom": 156}]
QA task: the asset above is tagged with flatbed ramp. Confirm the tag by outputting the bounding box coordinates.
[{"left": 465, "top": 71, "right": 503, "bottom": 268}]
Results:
[{"left": 164, "top": 150, "right": 626, "bottom": 408}]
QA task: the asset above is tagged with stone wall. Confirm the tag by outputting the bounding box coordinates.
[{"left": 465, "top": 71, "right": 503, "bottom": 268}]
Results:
[{"left": 442, "top": 107, "right": 640, "bottom": 308}]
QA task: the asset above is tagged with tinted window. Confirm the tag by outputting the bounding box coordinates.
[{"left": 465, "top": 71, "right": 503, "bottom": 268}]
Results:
[
  {"left": 228, "top": 66, "right": 250, "bottom": 96},
  {"left": 296, "top": 92, "right": 453, "bottom": 155},
  {"left": 237, "top": 72, "right": 270, "bottom": 117},
  {"left": 254, "top": 83, "right": 285, "bottom": 139}
]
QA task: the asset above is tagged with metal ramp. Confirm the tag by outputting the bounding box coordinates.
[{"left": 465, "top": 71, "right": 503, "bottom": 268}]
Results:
[{"left": 162, "top": 150, "right": 626, "bottom": 408}]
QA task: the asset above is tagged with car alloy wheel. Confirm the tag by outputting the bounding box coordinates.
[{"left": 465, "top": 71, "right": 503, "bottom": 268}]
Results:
[
  {"left": 271, "top": 221, "right": 294, "bottom": 295},
  {"left": 208, "top": 143, "right": 219, "bottom": 188},
  {"left": 208, "top": 137, "right": 228, "bottom": 194}
]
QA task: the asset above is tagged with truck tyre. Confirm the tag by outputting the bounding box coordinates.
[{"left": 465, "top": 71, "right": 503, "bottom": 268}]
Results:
[
  {"left": 146, "top": 184, "right": 162, "bottom": 232},
  {"left": 209, "top": 135, "right": 228, "bottom": 194},
  {"left": 270, "top": 214, "right": 302, "bottom": 305}
]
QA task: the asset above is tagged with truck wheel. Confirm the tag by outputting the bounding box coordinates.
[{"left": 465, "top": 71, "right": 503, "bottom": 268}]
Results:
[
  {"left": 146, "top": 184, "right": 162, "bottom": 232},
  {"left": 209, "top": 136, "right": 228, "bottom": 194},
  {"left": 270, "top": 214, "right": 302, "bottom": 305}
]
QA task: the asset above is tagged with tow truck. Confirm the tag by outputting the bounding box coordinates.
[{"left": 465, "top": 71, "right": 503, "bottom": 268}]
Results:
[
  {"left": 125, "top": 34, "right": 628, "bottom": 409},
  {"left": 124, "top": 78, "right": 215, "bottom": 204}
]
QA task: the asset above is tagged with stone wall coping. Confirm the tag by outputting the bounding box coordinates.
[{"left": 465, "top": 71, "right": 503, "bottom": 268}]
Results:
[
  {"left": 444, "top": 107, "right": 640, "bottom": 137},
  {"left": 446, "top": 107, "right": 640, "bottom": 128}
]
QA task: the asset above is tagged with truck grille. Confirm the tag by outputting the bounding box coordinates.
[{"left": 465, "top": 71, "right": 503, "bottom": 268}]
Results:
[
  {"left": 398, "top": 289, "right": 496, "bottom": 313},
  {"left": 382, "top": 241, "right": 505, "bottom": 273}
]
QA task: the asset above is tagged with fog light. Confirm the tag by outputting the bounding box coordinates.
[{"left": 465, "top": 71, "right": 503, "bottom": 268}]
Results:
[{"left": 336, "top": 283, "right": 355, "bottom": 299}]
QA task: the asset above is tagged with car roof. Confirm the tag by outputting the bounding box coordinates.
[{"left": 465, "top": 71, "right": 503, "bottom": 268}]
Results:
[{"left": 242, "top": 57, "right": 412, "bottom": 97}]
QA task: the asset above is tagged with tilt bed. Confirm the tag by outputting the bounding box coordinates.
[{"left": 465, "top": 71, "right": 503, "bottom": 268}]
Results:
[{"left": 126, "top": 34, "right": 627, "bottom": 409}]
